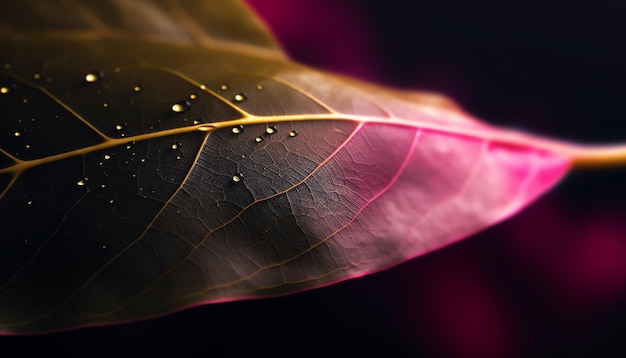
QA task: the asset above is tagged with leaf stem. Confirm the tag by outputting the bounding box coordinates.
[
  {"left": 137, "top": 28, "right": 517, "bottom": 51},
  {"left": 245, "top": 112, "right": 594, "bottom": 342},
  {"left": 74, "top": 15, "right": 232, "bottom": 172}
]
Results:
[
  {"left": 526, "top": 135, "right": 626, "bottom": 169},
  {"left": 568, "top": 144, "right": 626, "bottom": 169}
]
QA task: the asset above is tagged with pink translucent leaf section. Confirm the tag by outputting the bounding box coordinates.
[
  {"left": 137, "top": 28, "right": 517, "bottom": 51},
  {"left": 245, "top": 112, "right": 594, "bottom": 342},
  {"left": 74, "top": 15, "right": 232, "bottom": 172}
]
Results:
[{"left": 228, "top": 117, "right": 569, "bottom": 295}]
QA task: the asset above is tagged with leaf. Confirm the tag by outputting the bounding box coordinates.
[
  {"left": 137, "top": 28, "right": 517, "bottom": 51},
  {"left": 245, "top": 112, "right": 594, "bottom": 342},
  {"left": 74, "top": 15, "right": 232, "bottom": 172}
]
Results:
[{"left": 0, "top": 0, "right": 619, "bottom": 334}]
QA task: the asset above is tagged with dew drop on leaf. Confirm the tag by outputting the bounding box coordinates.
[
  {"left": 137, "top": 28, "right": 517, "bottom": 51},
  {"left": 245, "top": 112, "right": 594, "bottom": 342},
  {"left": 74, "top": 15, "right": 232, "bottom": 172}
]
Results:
[
  {"left": 102, "top": 102, "right": 109, "bottom": 108},
  {"left": 189, "top": 93, "right": 198, "bottom": 100},
  {"left": 231, "top": 125, "right": 244, "bottom": 134},
  {"left": 220, "top": 84, "right": 228, "bottom": 91},
  {"left": 171, "top": 142, "right": 182, "bottom": 150},
  {"left": 132, "top": 85, "right": 142, "bottom": 92},
  {"left": 256, "top": 84, "right": 263, "bottom": 90},
  {"left": 13, "top": 131, "right": 21, "bottom": 137},
  {"left": 255, "top": 136, "right": 263, "bottom": 143},
  {"left": 115, "top": 123, "right": 126, "bottom": 131},
  {"left": 265, "top": 125, "right": 277, "bottom": 134},
  {"left": 76, "top": 179, "right": 86, "bottom": 186},
  {"left": 104, "top": 154, "right": 111, "bottom": 160},
  {"left": 289, "top": 130, "right": 298, "bottom": 137},
  {"left": 84, "top": 71, "right": 103, "bottom": 83},
  {"left": 232, "top": 173, "right": 243, "bottom": 182},
  {"left": 32, "top": 73, "right": 41, "bottom": 80},
  {"left": 0, "top": 86, "right": 9, "bottom": 94},
  {"left": 171, "top": 100, "right": 191, "bottom": 113},
  {"left": 234, "top": 93, "right": 246, "bottom": 102}
]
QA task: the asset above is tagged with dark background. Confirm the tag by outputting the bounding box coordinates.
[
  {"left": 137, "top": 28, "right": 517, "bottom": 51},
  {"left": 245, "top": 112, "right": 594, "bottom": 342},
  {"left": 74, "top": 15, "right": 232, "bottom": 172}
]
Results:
[{"left": 5, "top": 1, "right": 626, "bottom": 357}]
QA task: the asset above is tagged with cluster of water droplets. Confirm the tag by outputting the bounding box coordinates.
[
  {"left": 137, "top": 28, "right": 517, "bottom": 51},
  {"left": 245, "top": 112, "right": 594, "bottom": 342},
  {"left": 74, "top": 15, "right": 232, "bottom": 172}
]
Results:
[
  {"left": 227, "top": 123, "right": 299, "bottom": 183},
  {"left": 1, "top": 78, "right": 40, "bottom": 153}
]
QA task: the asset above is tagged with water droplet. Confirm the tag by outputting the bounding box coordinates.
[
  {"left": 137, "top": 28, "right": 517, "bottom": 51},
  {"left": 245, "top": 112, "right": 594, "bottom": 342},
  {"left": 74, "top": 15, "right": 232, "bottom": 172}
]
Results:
[
  {"left": 255, "top": 136, "right": 263, "bottom": 143},
  {"left": 104, "top": 154, "right": 111, "bottom": 160},
  {"left": 26, "top": 199, "right": 33, "bottom": 205},
  {"left": 85, "top": 71, "right": 103, "bottom": 83},
  {"left": 232, "top": 173, "right": 243, "bottom": 182},
  {"left": 171, "top": 142, "right": 182, "bottom": 150},
  {"left": 108, "top": 196, "right": 118, "bottom": 205},
  {"left": 231, "top": 125, "right": 244, "bottom": 134},
  {"left": 133, "top": 85, "right": 142, "bottom": 92},
  {"left": 200, "top": 84, "right": 207, "bottom": 90},
  {"left": 100, "top": 183, "right": 107, "bottom": 189},
  {"left": 171, "top": 100, "right": 191, "bottom": 113},
  {"left": 22, "top": 98, "right": 28, "bottom": 104},
  {"left": 234, "top": 93, "right": 246, "bottom": 102},
  {"left": 193, "top": 119, "right": 205, "bottom": 125},
  {"left": 266, "top": 126, "right": 277, "bottom": 134},
  {"left": 176, "top": 154, "right": 183, "bottom": 160},
  {"left": 256, "top": 84, "right": 264, "bottom": 90},
  {"left": 76, "top": 179, "right": 86, "bottom": 186},
  {"left": 13, "top": 131, "right": 21, "bottom": 137},
  {"left": 0, "top": 87, "right": 9, "bottom": 94},
  {"left": 141, "top": 158, "right": 146, "bottom": 163},
  {"left": 220, "top": 84, "right": 228, "bottom": 91},
  {"left": 24, "top": 144, "right": 31, "bottom": 149},
  {"left": 115, "top": 123, "right": 126, "bottom": 130},
  {"left": 189, "top": 93, "right": 198, "bottom": 100},
  {"left": 33, "top": 73, "right": 41, "bottom": 80},
  {"left": 101, "top": 244, "right": 108, "bottom": 249},
  {"left": 102, "top": 102, "right": 109, "bottom": 108},
  {"left": 289, "top": 130, "right": 298, "bottom": 137}
]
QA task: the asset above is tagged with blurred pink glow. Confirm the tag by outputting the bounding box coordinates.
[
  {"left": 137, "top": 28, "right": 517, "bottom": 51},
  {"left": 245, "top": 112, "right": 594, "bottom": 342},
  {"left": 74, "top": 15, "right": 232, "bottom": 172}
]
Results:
[
  {"left": 245, "top": 0, "right": 383, "bottom": 81},
  {"left": 421, "top": 255, "right": 519, "bottom": 358},
  {"left": 507, "top": 203, "right": 626, "bottom": 310}
]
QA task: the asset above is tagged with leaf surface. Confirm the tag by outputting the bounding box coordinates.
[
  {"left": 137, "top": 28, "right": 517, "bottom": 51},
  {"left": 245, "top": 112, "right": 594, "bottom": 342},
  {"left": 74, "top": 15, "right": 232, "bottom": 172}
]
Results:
[{"left": 0, "top": 0, "right": 570, "bottom": 334}]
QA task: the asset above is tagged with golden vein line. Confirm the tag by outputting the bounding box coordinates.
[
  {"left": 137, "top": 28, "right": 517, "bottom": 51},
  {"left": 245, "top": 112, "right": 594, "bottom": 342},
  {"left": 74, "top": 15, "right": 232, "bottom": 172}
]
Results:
[
  {"left": 1, "top": 71, "right": 110, "bottom": 140},
  {"left": 0, "top": 124, "right": 217, "bottom": 176},
  {"left": 250, "top": 73, "right": 338, "bottom": 114},
  {"left": 0, "top": 110, "right": 613, "bottom": 182},
  {"left": 0, "top": 174, "right": 19, "bottom": 199},
  {"left": 136, "top": 64, "right": 251, "bottom": 116}
]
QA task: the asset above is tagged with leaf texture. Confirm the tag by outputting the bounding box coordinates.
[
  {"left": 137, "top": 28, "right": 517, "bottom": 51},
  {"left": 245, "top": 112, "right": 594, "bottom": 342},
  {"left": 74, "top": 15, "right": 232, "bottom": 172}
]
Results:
[{"left": 0, "top": 0, "right": 570, "bottom": 333}]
